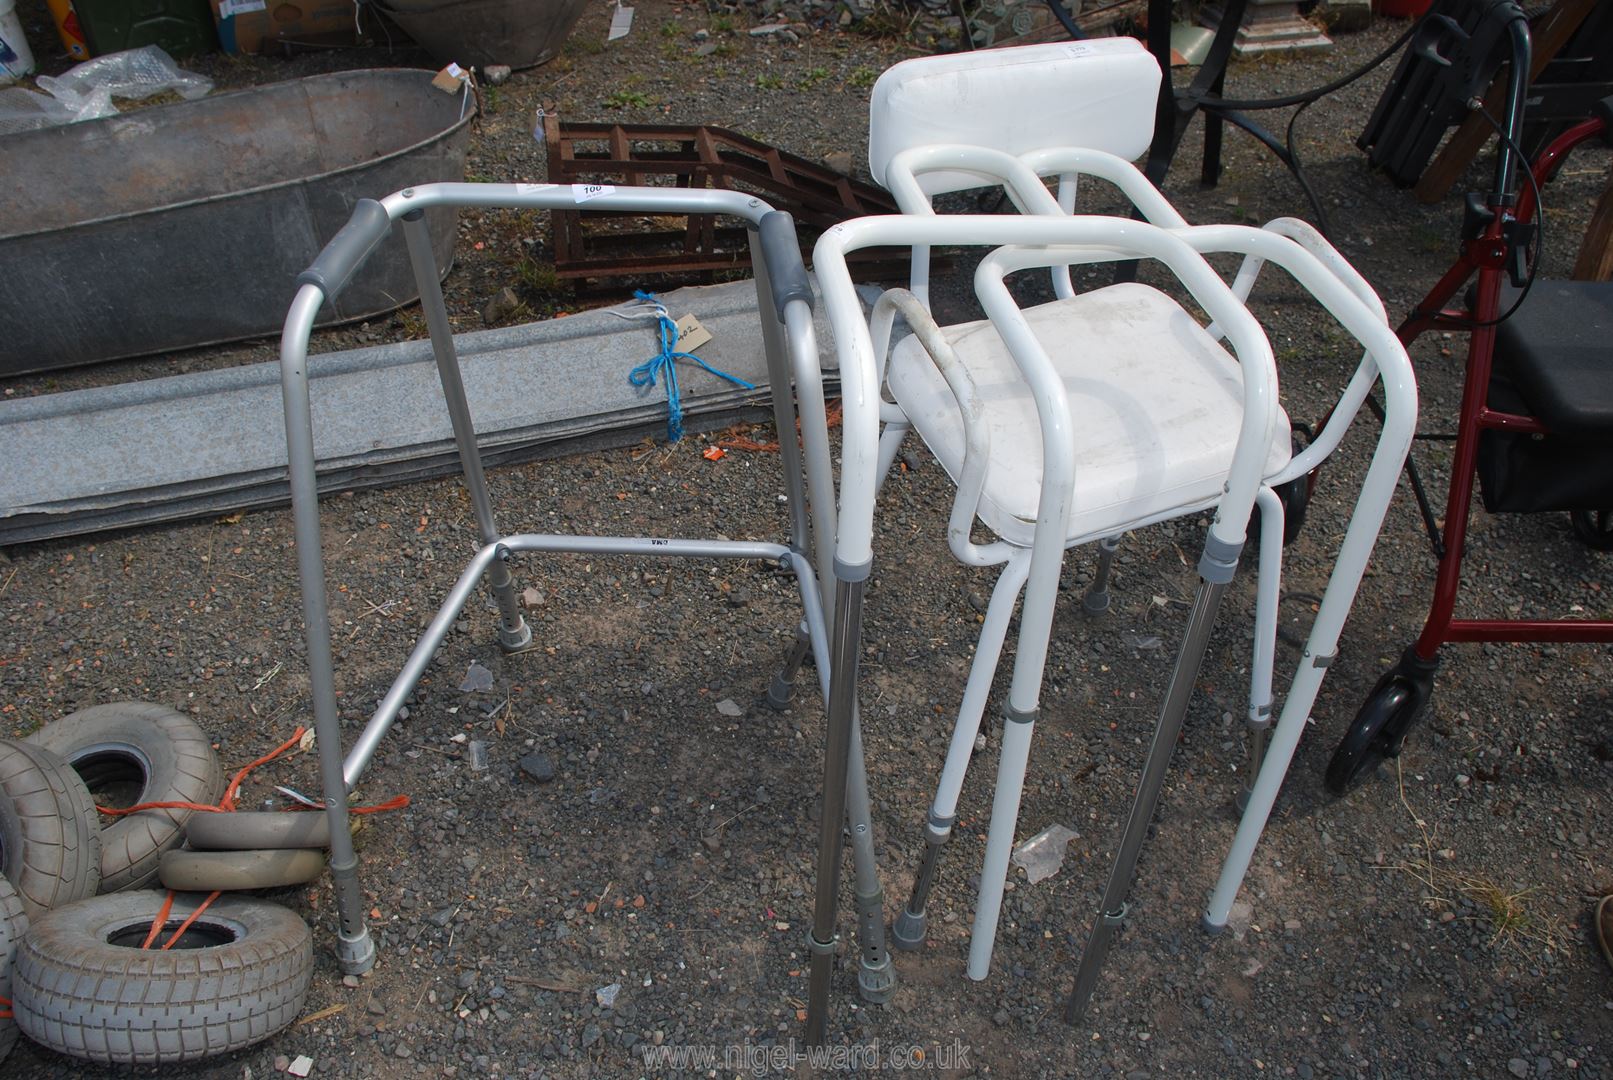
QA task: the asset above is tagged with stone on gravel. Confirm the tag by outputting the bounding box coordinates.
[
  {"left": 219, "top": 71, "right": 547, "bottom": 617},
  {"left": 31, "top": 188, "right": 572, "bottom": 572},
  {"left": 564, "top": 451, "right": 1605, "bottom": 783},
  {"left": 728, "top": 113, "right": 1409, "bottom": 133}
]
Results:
[
  {"left": 520, "top": 752, "right": 556, "bottom": 782},
  {"left": 273, "top": 1056, "right": 289, "bottom": 1074},
  {"left": 426, "top": 906, "right": 457, "bottom": 928},
  {"left": 595, "top": 982, "right": 621, "bottom": 1008},
  {"left": 715, "top": 698, "right": 744, "bottom": 717},
  {"left": 483, "top": 64, "right": 511, "bottom": 85},
  {"left": 1508, "top": 1058, "right": 1530, "bottom": 1079},
  {"left": 482, "top": 287, "right": 522, "bottom": 326}
]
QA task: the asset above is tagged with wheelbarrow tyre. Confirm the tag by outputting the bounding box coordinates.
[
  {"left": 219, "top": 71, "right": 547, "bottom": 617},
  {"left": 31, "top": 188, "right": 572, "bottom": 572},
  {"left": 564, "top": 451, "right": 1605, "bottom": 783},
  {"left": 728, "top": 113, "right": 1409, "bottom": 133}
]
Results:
[
  {"left": 0, "top": 740, "right": 101, "bottom": 922},
  {"left": 186, "top": 811, "right": 333, "bottom": 851},
  {"left": 11, "top": 891, "right": 312, "bottom": 1065},
  {"left": 27, "top": 702, "right": 224, "bottom": 894},
  {"left": 158, "top": 848, "right": 327, "bottom": 892},
  {"left": 1325, "top": 680, "right": 1417, "bottom": 796},
  {"left": 0, "top": 876, "right": 29, "bottom": 1065},
  {"left": 1569, "top": 510, "right": 1613, "bottom": 551}
]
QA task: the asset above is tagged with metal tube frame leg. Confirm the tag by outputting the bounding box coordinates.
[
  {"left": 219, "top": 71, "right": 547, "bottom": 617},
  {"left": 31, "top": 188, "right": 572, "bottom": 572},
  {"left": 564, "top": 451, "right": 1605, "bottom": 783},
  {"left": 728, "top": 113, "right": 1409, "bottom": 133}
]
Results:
[
  {"left": 749, "top": 230, "right": 821, "bottom": 712},
  {"left": 1064, "top": 578, "right": 1231, "bottom": 1025},
  {"left": 895, "top": 550, "right": 1031, "bottom": 952},
  {"left": 805, "top": 569, "right": 868, "bottom": 1046},
  {"left": 1239, "top": 487, "right": 1283, "bottom": 814},
  {"left": 1082, "top": 534, "right": 1122, "bottom": 616},
  {"left": 767, "top": 626, "right": 814, "bottom": 711},
  {"left": 846, "top": 714, "right": 895, "bottom": 1003},
  {"left": 401, "top": 212, "right": 531, "bottom": 652},
  {"left": 280, "top": 288, "right": 374, "bottom": 975},
  {"left": 875, "top": 421, "right": 911, "bottom": 499}
]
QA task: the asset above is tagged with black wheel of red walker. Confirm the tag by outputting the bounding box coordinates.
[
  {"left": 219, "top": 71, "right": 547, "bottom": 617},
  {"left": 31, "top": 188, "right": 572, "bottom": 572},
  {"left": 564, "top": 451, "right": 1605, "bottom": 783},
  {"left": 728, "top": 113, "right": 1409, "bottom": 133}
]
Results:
[
  {"left": 1325, "top": 647, "right": 1439, "bottom": 795},
  {"left": 1569, "top": 510, "right": 1613, "bottom": 551}
]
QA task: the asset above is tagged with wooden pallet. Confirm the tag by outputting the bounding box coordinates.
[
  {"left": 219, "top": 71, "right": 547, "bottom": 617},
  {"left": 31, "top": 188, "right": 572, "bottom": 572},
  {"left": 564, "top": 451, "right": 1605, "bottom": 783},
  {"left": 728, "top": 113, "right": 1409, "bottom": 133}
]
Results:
[{"left": 545, "top": 115, "right": 906, "bottom": 283}]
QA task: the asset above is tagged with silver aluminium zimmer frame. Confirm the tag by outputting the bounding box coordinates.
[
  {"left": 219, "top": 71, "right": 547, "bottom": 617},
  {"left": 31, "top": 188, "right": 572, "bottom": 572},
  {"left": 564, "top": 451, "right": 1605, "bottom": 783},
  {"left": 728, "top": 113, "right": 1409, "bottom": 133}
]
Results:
[{"left": 277, "top": 182, "right": 887, "bottom": 1041}]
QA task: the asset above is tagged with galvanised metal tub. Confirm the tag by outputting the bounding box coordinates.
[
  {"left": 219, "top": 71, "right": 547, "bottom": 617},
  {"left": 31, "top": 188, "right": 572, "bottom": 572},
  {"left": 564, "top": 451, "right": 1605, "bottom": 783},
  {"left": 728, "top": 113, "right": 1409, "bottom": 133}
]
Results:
[{"left": 0, "top": 68, "right": 472, "bottom": 376}]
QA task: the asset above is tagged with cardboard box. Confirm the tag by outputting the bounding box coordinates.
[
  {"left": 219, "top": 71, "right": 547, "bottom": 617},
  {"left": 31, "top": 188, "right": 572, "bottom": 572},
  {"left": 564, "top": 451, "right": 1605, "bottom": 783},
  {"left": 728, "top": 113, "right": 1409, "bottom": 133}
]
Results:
[{"left": 209, "top": 0, "right": 358, "bottom": 54}]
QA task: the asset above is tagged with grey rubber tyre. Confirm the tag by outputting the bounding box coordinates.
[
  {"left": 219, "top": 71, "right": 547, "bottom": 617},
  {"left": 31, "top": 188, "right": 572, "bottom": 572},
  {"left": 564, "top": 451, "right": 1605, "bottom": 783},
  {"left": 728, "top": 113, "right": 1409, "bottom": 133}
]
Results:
[
  {"left": 0, "top": 876, "right": 28, "bottom": 1065},
  {"left": 158, "top": 848, "right": 327, "bottom": 891},
  {"left": 186, "top": 811, "right": 332, "bottom": 851},
  {"left": 28, "top": 702, "right": 224, "bottom": 894},
  {"left": 0, "top": 740, "right": 101, "bottom": 922},
  {"left": 12, "top": 891, "right": 313, "bottom": 1064}
]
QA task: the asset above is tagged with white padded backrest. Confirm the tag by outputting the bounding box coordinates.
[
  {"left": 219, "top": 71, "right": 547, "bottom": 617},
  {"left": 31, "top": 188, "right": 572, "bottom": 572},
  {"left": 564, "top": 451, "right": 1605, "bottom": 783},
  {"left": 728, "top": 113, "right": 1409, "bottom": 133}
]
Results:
[{"left": 867, "top": 37, "right": 1162, "bottom": 196}]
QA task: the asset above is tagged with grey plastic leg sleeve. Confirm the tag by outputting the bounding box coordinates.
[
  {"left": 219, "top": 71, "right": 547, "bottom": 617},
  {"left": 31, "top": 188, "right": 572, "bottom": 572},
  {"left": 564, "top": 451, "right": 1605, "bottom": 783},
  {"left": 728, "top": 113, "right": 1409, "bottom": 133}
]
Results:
[
  {"left": 1064, "top": 579, "right": 1229, "bottom": 1025},
  {"left": 1082, "top": 535, "right": 1122, "bottom": 616}
]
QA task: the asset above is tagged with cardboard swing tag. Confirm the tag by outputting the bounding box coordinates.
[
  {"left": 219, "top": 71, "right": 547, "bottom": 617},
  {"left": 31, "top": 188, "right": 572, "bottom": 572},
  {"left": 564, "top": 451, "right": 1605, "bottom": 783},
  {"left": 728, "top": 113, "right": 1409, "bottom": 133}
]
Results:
[
  {"left": 431, "top": 62, "right": 469, "bottom": 94},
  {"left": 674, "top": 314, "right": 712, "bottom": 352}
]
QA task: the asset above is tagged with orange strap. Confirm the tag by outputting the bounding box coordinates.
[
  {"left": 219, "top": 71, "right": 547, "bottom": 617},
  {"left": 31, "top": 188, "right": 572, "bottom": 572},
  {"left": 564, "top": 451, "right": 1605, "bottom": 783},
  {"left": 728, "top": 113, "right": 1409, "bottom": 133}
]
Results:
[
  {"left": 101, "top": 724, "right": 407, "bottom": 951},
  {"left": 139, "top": 892, "right": 177, "bottom": 950},
  {"left": 160, "top": 891, "right": 221, "bottom": 950},
  {"left": 218, "top": 726, "right": 308, "bottom": 811}
]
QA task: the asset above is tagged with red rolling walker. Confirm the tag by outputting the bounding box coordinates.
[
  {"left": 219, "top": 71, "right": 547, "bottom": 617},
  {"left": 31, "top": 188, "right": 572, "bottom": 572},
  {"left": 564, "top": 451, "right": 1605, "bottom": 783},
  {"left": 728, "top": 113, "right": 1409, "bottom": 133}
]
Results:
[{"left": 1325, "top": 15, "right": 1613, "bottom": 793}]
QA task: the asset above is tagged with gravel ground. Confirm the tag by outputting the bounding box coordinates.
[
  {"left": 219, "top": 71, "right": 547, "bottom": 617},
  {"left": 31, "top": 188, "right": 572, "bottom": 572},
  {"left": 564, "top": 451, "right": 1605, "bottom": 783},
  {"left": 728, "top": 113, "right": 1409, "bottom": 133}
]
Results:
[{"left": 4, "top": 2, "right": 1613, "bottom": 1078}]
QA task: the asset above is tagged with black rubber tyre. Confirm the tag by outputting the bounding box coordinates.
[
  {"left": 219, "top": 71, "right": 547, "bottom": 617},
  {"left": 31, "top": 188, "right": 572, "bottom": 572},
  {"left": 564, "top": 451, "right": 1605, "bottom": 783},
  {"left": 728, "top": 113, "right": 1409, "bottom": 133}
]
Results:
[
  {"left": 12, "top": 891, "right": 313, "bottom": 1064},
  {"left": 158, "top": 848, "right": 327, "bottom": 892},
  {"left": 1570, "top": 510, "right": 1613, "bottom": 551},
  {"left": 186, "top": 811, "right": 332, "bottom": 851},
  {"left": 0, "top": 876, "right": 28, "bottom": 1065},
  {"left": 28, "top": 702, "right": 224, "bottom": 894},
  {"left": 1325, "top": 681, "right": 1419, "bottom": 795},
  {"left": 0, "top": 740, "right": 101, "bottom": 922}
]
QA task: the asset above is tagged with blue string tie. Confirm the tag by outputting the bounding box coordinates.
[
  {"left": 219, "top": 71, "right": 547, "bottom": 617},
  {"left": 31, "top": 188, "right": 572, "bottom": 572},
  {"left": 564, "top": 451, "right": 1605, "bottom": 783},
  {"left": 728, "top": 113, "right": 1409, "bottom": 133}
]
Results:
[{"left": 626, "top": 289, "right": 755, "bottom": 442}]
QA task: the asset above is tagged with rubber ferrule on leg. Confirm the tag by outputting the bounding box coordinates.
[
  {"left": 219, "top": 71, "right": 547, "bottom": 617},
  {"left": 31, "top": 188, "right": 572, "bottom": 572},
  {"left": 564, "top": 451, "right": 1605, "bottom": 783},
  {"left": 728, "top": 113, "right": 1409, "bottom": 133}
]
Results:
[
  {"left": 858, "top": 956, "right": 896, "bottom": 1004},
  {"left": 767, "top": 671, "right": 794, "bottom": 710},
  {"left": 497, "top": 621, "right": 533, "bottom": 652},
  {"left": 486, "top": 550, "right": 532, "bottom": 651},
  {"left": 1083, "top": 536, "right": 1120, "bottom": 615},
  {"left": 891, "top": 906, "right": 928, "bottom": 952},
  {"left": 337, "top": 926, "right": 377, "bottom": 974},
  {"left": 856, "top": 884, "right": 897, "bottom": 1003}
]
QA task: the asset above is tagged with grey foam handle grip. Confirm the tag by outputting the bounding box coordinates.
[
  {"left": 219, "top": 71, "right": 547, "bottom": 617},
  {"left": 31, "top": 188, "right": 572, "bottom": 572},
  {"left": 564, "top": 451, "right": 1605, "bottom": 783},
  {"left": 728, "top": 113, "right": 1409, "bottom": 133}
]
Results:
[
  {"left": 296, "top": 198, "right": 392, "bottom": 298},
  {"left": 758, "top": 211, "right": 813, "bottom": 320}
]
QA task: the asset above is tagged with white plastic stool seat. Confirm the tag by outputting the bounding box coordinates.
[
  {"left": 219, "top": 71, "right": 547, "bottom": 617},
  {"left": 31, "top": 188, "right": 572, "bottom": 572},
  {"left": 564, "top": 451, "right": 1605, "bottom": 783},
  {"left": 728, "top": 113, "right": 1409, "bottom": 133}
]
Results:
[{"left": 887, "top": 283, "right": 1293, "bottom": 547}]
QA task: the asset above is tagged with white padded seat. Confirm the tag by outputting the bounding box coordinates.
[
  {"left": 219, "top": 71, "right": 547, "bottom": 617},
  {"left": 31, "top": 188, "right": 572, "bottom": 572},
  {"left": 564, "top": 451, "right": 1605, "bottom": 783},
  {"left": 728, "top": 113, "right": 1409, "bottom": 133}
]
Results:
[{"left": 886, "top": 282, "right": 1292, "bottom": 547}]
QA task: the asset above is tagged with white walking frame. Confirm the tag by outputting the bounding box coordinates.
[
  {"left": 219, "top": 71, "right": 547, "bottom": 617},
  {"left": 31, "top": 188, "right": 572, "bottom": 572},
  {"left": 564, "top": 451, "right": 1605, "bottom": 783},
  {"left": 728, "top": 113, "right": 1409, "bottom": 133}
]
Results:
[{"left": 803, "top": 203, "right": 1415, "bottom": 1015}]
